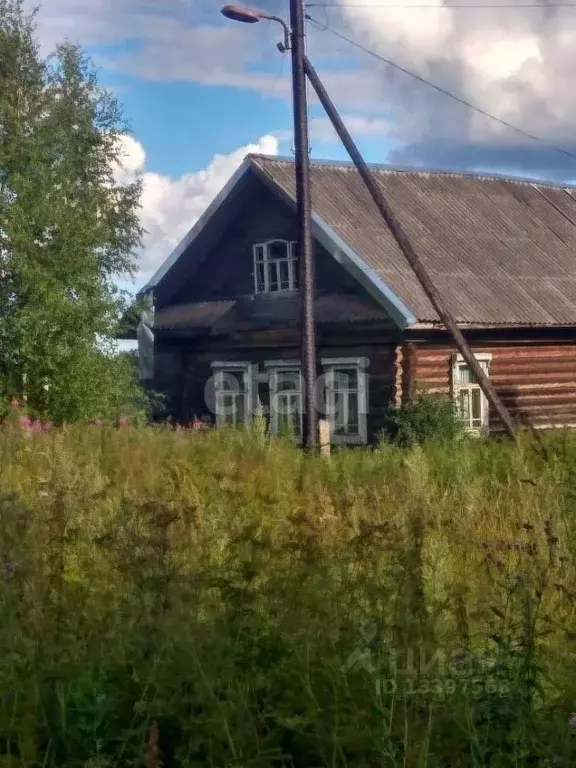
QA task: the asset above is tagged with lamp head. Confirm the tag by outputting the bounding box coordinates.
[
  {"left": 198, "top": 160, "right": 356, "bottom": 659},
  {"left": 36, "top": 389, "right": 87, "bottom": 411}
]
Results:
[{"left": 220, "top": 5, "right": 267, "bottom": 23}]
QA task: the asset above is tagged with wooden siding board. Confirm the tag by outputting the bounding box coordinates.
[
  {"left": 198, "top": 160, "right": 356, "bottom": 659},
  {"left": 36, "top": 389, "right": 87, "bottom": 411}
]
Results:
[
  {"left": 401, "top": 343, "right": 416, "bottom": 404},
  {"left": 155, "top": 332, "right": 396, "bottom": 440},
  {"left": 410, "top": 341, "right": 576, "bottom": 429},
  {"left": 167, "top": 182, "right": 361, "bottom": 308}
]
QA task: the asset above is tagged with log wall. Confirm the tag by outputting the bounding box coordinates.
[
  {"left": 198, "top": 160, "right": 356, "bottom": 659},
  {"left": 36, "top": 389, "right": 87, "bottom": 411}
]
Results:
[
  {"left": 406, "top": 341, "right": 576, "bottom": 431},
  {"left": 154, "top": 327, "right": 399, "bottom": 439}
]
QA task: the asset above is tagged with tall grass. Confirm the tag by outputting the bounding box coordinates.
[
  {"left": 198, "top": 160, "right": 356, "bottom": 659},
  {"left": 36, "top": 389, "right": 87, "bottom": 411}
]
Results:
[{"left": 1, "top": 424, "right": 576, "bottom": 766}]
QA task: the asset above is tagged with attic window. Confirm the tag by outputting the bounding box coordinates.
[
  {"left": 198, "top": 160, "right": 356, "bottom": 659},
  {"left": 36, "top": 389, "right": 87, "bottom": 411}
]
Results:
[{"left": 253, "top": 240, "right": 298, "bottom": 293}]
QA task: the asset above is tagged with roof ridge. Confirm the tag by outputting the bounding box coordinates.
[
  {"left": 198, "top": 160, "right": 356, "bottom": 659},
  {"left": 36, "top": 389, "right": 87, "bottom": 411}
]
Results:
[{"left": 248, "top": 153, "right": 576, "bottom": 191}]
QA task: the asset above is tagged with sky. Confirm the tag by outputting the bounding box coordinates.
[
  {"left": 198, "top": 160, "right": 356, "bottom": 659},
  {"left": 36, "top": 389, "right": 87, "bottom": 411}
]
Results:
[{"left": 32, "top": 0, "right": 576, "bottom": 291}]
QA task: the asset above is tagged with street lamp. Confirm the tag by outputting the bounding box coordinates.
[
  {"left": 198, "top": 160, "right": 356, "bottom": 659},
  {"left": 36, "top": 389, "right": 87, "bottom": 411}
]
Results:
[
  {"left": 221, "top": 5, "right": 290, "bottom": 51},
  {"left": 220, "top": 1, "right": 319, "bottom": 451},
  {"left": 220, "top": 4, "right": 263, "bottom": 22}
]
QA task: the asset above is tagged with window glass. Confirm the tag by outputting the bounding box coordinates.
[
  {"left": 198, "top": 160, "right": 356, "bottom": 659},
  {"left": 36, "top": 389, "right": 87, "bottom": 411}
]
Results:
[
  {"left": 453, "top": 357, "right": 490, "bottom": 431},
  {"left": 278, "top": 259, "right": 290, "bottom": 290},
  {"left": 269, "top": 241, "right": 289, "bottom": 261},
  {"left": 269, "top": 366, "right": 302, "bottom": 440},
  {"left": 213, "top": 365, "right": 250, "bottom": 426},
  {"left": 253, "top": 241, "right": 298, "bottom": 293},
  {"left": 323, "top": 362, "right": 366, "bottom": 442}
]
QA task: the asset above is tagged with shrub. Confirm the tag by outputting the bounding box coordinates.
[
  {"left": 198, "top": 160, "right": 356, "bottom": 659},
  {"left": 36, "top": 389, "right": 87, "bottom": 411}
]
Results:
[{"left": 380, "top": 393, "right": 466, "bottom": 446}]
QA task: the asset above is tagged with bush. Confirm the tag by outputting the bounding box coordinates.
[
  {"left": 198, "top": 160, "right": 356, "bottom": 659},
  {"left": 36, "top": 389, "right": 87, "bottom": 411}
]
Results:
[{"left": 380, "top": 393, "right": 466, "bottom": 446}]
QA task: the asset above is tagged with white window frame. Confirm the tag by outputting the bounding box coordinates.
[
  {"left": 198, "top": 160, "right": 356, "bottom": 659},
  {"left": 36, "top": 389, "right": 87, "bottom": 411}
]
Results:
[
  {"left": 451, "top": 353, "right": 492, "bottom": 434},
  {"left": 265, "top": 360, "right": 303, "bottom": 443},
  {"left": 211, "top": 361, "right": 253, "bottom": 427},
  {"left": 321, "top": 357, "right": 369, "bottom": 445},
  {"left": 253, "top": 239, "right": 298, "bottom": 294}
]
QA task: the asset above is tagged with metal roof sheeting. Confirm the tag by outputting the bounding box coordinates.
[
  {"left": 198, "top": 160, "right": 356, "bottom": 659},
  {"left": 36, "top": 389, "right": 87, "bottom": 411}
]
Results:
[{"left": 251, "top": 156, "right": 576, "bottom": 326}]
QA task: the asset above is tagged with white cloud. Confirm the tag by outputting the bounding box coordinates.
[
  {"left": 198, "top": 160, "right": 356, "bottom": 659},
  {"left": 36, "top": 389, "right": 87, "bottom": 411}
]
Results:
[
  {"left": 336, "top": 0, "right": 576, "bottom": 151},
  {"left": 32, "top": 0, "right": 576, "bottom": 179},
  {"left": 33, "top": 0, "right": 276, "bottom": 88},
  {"left": 32, "top": 0, "right": 385, "bottom": 113},
  {"left": 112, "top": 134, "right": 147, "bottom": 186},
  {"left": 114, "top": 133, "right": 279, "bottom": 287}
]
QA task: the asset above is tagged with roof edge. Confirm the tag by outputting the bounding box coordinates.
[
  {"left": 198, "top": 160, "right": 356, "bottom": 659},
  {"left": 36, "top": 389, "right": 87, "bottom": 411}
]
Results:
[
  {"left": 411, "top": 321, "right": 576, "bottom": 330},
  {"left": 248, "top": 153, "right": 576, "bottom": 191},
  {"left": 140, "top": 156, "right": 254, "bottom": 294},
  {"left": 310, "top": 215, "right": 416, "bottom": 330}
]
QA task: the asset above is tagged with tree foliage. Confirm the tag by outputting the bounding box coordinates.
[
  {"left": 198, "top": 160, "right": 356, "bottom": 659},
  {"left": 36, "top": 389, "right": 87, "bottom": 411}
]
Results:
[{"left": 0, "top": 0, "right": 144, "bottom": 421}]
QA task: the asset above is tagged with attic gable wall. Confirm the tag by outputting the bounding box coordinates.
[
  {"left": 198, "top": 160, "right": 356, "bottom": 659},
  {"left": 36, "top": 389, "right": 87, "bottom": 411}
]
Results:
[{"left": 167, "top": 178, "right": 362, "bottom": 306}]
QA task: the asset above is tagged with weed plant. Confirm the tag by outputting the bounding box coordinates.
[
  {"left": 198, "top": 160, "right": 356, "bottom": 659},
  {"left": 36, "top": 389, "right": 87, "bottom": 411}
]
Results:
[{"left": 1, "top": 424, "right": 576, "bottom": 766}]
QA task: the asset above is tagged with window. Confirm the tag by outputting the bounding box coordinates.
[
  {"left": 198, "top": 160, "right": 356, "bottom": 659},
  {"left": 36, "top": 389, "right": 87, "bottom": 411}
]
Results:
[
  {"left": 322, "top": 357, "right": 369, "bottom": 444},
  {"left": 451, "top": 353, "right": 492, "bottom": 432},
  {"left": 211, "top": 361, "right": 253, "bottom": 426},
  {"left": 253, "top": 240, "right": 298, "bottom": 294},
  {"left": 266, "top": 361, "right": 303, "bottom": 441}
]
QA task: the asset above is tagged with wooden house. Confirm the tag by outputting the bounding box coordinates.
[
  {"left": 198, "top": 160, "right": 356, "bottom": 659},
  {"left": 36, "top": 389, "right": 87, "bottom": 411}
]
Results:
[{"left": 135, "top": 154, "right": 576, "bottom": 443}]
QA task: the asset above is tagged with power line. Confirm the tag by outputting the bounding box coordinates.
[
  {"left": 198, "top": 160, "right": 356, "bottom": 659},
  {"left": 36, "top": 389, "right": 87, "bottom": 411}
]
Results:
[
  {"left": 308, "top": 3, "right": 576, "bottom": 7},
  {"left": 306, "top": 14, "right": 576, "bottom": 164}
]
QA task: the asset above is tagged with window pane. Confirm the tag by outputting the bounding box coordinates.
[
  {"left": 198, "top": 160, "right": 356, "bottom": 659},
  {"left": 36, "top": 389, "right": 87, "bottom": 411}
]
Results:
[
  {"left": 278, "top": 259, "right": 290, "bottom": 290},
  {"left": 254, "top": 245, "right": 265, "bottom": 262},
  {"left": 332, "top": 394, "right": 346, "bottom": 434},
  {"left": 276, "top": 391, "right": 302, "bottom": 438},
  {"left": 218, "top": 393, "right": 241, "bottom": 425},
  {"left": 331, "top": 393, "right": 359, "bottom": 436},
  {"left": 457, "top": 364, "right": 476, "bottom": 385},
  {"left": 256, "top": 261, "right": 265, "bottom": 292},
  {"left": 458, "top": 390, "right": 471, "bottom": 424},
  {"left": 219, "top": 370, "right": 245, "bottom": 392},
  {"left": 214, "top": 367, "right": 249, "bottom": 426},
  {"left": 347, "top": 392, "right": 359, "bottom": 431},
  {"left": 268, "top": 261, "right": 279, "bottom": 291},
  {"left": 457, "top": 361, "right": 488, "bottom": 385},
  {"left": 236, "top": 392, "right": 245, "bottom": 424},
  {"left": 325, "top": 365, "right": 363, "bottom": 440},
  {"left": 331, "top": 367, "right": 358, "bottom": 392},
  {"left": 269, "top": 241, "right": 288, "bottom": 261},
  {"left": 293, "top": 256, "right": 299, "bottom": 289},
  {"left": 471, "top": 388, "right": 483, "bottom": 426},
  {"left": 277, "top": 369, "right": 300, "bottom": 392}
]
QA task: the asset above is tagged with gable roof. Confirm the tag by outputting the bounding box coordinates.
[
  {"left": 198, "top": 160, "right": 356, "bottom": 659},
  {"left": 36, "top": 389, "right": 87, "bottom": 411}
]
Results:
[
  {"left": 146, "top": 153, "right": 576, "bottom": 328},
  {"left": 251, "top": 156, "right": 576, "bottom": 327}
]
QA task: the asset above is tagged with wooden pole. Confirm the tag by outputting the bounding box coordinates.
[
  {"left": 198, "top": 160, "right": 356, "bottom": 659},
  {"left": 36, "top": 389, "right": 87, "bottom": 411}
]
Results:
[
  {"left": 319, "top": 418, "right": 331, "bottom": 456},
  {"left": 303, "top": 56, "right": 516, "bottom": 442},
  {"left": 290, "top": 0, "right": 318, "bottom": 451}
]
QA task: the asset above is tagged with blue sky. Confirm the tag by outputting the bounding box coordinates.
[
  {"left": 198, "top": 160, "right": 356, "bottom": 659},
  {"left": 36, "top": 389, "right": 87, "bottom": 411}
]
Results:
[
  {"left": 34, "top": 0, "right": 576, "bottom": 291},
  {"left": 96, "top": 25, "right": 393, "bottom": 176}
]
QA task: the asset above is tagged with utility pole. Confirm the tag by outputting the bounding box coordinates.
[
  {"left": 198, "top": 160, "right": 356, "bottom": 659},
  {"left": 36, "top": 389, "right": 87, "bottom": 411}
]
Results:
[
  {"left": 219, "top": 4, "right": 515, "bottom": 441},
  {"left": 220, "top": 3, "right": 319, "bottom": 449},
  {"left": 290, "top": 0, "right": 318, "bottom": 451},
  {"left": 303, "top": 55, "right": 516, "bottom": 442}
]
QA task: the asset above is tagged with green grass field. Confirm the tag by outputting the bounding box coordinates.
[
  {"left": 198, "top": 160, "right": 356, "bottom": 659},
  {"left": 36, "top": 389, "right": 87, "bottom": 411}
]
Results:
[{"left": 1, "top": 423, "right": 576, "bottom": 767}]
